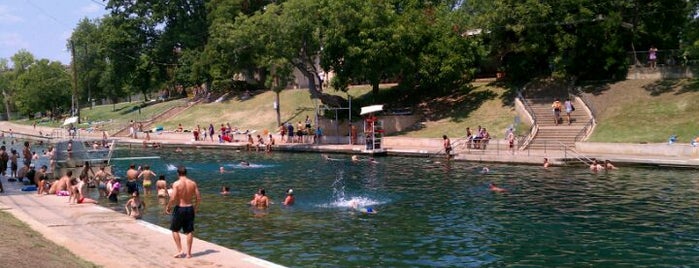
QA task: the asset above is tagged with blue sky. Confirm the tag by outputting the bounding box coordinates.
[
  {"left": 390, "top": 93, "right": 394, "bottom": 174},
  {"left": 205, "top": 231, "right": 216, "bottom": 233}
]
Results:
[{"left": 0, "top": 0, "right": 107, "bottom": 65}]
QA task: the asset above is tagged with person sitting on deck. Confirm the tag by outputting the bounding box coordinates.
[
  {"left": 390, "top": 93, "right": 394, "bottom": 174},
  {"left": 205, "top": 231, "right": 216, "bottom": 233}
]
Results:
[{"left": 668, "top": 135, "right": 678, "bottom": 144}]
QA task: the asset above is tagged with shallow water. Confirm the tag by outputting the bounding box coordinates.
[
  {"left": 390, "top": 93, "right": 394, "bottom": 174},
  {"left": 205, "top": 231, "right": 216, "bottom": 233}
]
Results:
[{"left": 102, "top": 147, "right": 699, "bottom": 267}]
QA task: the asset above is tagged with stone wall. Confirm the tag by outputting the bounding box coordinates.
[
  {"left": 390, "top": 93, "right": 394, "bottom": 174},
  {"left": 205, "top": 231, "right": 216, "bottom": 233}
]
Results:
[
  {"left": 318, "top": 114, "right": 422, "bottom": 136},
  {"left": 577, "top": 142, "right": 699, "bottom": 157}
]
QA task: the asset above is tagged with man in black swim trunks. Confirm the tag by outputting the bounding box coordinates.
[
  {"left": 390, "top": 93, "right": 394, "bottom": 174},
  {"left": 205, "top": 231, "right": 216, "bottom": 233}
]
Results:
[{"left": 165, "top": 166, "right": 201, "bottom": 259}]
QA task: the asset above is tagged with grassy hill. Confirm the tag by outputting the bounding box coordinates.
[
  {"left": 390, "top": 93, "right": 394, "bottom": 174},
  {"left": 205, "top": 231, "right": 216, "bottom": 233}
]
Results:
[
  {"left": 19, "top": 78, "right": 698, "bottom": 143},
  {"left": 584, "top": 79, "right": 699, "bottom": 143},
  {"left": 153, "top": 82, "right": 526, "bottom": 139}
]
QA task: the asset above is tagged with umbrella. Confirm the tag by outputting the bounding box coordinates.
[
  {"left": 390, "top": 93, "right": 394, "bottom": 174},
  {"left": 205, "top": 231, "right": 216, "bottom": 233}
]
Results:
[
  {"left": 360, "top": 105, "right": 384, "bottom": 115},
  {"left": 62, "top": 116, "right": 78, "bottom": 126}
]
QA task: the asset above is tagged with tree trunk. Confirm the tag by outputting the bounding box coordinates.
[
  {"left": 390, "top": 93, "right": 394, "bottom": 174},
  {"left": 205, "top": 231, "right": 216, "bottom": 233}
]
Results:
[
  {"left": 275, "top": 91, "right": 281, "bottom": 127},
  {"left": 371, "top": 80, "right": 380, "bottom": 99}
]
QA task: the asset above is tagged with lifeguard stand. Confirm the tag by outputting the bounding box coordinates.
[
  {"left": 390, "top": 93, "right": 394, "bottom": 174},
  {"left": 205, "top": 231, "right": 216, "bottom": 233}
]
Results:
[{"left": 360, "top": 105, "right": 387, "bottom": 155}]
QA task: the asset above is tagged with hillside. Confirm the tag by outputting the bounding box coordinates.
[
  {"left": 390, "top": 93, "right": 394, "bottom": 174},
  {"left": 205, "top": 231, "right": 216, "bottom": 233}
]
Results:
[
  {"left": 155, "top": 82, "right": 525, "bottom": 139},
  {"left": 584, "top": 79, "right": 699, "bottom": 143}
]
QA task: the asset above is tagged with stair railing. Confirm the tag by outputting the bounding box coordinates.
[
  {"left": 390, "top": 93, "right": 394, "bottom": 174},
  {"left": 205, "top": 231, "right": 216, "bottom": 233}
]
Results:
[
  {"left": 556, "top": 141, "right": 594, "bottom": 166},
  {"left": 516, "top": 90, "right": 539, "bottom": 150}
]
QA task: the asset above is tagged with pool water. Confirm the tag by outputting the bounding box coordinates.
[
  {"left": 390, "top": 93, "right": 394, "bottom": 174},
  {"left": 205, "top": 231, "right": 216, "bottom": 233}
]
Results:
[{"left": 104, "top": 147, "right": 699, "bottom": 267}]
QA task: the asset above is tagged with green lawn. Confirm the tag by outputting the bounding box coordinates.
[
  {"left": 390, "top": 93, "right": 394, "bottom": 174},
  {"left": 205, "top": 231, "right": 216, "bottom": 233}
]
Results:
[
  {"left": 585, "top": 79, "right": 699, "bottom": 143},
  {"left": 156, "top": 83, "right": 527, "bottom": 139},
  {"left": 17, "top": 98, "right": 188, "bottom": 133},
  {"left": 15, "top": 79, "right": 697, "bottom": 143},
  {"left": 401, "top": 83, "right": 527, "bottom": 139}
]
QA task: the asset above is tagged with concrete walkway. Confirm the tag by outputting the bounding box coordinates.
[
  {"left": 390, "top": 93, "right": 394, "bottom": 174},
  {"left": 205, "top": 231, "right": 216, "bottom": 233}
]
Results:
[{"left": 0, "top": 181, "right": 284, "bottom": 268}]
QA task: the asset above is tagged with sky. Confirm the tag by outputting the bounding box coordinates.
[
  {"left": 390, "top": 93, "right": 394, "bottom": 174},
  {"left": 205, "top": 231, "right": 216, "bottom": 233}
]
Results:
[{"left": 0, "top": 0, "right": 108, "bottom": 65}]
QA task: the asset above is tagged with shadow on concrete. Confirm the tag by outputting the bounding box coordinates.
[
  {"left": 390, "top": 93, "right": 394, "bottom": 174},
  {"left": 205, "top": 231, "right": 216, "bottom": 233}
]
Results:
[{"left": 192, "top": 249, "right": 219, "bottom": 257}]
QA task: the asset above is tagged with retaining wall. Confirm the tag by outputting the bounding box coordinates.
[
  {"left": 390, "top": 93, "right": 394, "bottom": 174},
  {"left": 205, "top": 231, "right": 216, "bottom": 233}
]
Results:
[{"left": 577, "top": 142, "right": 699, "bottom": 157}]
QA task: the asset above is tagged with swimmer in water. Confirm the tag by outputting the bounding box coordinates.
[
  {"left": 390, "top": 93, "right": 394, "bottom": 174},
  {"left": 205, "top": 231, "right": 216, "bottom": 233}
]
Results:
[
  {"left": 220, "top": 186, "right": 230, "bottom": 195},
  {"left": 175, "top": 147, "right": 183, "bottom": 153},
  {"left": 219, "top": 166, "right": 225, "bottom": 174},
  {"left": 481, "top": 167, "right": 490, "bottom": 174},
  {"left": 240, "top": 161, "right": 250, "bottom": 167},
  {"left": 489, "top": 183, "right": 506, "bottom": 193},
  {"left": 351, "top": 155, "right": 359, "bottom": 162},
  {"left": 543, "top": 158, "right": 550, "bottom": 169},
  {"left": 283, "top": 188, "right": 295, "bottom": 206},
  {"left": 350, "top": 200, "right": 377, "bottom": 214}
]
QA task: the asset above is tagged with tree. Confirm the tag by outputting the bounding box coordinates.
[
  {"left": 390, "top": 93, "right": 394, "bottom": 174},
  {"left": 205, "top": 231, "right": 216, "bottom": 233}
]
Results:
[
  {"left": 106, "top": 0, "right": 210, "bottom": 99},
  {"left": 69, "top": 18, "right": 108, "bottom": 108},
  {"left": 0, "top": 59, "right": 11, "bottom": 119},
  {"left": 232, "top": 1, "right": 327, "bottom": 99},
  {"left": 321, "top": 0, "right": 401, "bottom": 96},
  {"left": 14, "top": 60, "right": 72, "bottom": 117},
  {"left": 472, "top": 0, "right": 692, "bottom": 83}
]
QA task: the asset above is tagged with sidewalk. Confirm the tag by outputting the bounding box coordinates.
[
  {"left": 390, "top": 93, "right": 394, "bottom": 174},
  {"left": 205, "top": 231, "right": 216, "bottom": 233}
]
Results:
[
  {"left": 0, "top": 181, "right": 285, "bottom": 268},
  {"left": 2, "top": 121, "right": 698, "bottom": 168}
]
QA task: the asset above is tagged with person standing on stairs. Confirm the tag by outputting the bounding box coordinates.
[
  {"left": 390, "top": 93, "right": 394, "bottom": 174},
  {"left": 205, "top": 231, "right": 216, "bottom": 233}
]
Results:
[
  {"left": 551, "top": 99, "right": 562, "bottom": 126},
  {"left": 564, "top": 98, "right": 575, "bottom": 125}
]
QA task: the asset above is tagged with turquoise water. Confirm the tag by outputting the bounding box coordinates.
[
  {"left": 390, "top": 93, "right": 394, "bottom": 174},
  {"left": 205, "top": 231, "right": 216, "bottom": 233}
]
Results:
[{"left": 104, "top": 148, "right": 699, "bottom": 267}]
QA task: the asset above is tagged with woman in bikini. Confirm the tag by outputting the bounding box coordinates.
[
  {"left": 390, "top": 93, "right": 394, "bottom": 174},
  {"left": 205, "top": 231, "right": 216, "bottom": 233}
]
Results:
[
  {"left": 138, "top": 165, "right": 157, "bottom": 195},
  {"left": 125, "top": 191, "right": 146, "bottom": 219},
  {"left": 156, "top": 175, "right": 169, "bottom": 198}
]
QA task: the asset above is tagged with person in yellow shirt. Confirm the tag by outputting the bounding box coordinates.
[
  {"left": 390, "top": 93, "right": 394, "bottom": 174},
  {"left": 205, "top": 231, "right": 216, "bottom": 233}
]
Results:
[{"left": 551, "top": 99, "right": 562, "bottom": 125}]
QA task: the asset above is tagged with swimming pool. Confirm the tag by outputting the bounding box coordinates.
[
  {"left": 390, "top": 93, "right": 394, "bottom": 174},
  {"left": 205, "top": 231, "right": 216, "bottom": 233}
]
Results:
[{"left": 105, "top": 147, "right": 699, "bottom": 267}]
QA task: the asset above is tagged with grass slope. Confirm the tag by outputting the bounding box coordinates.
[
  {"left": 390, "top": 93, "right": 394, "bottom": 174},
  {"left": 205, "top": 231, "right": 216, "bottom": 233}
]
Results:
[
  {"left": 403, "top": 82, "right": 525, "bottom": 139},
  {"left": 585, "top": 79, "right": 699, "bottom": 143},
  {"left": 25, "top": 98, "right": 188, "bottom": 131},
  {"left": 0, "top": 211, "right": 97, "bottom": 268},
  {"left": 156, "top": 83, "right": 525, "bottom": 140}
]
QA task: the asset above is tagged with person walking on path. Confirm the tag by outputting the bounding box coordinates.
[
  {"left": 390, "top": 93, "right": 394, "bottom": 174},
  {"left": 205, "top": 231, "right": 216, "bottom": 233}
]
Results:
[
  {"left": 649, "top": 45, "right": 658, "bottom": 69},
  {"left": 564, "top": 98, "right": 574, "bottom": 125},
  {"left": 551, "top": 99, "right": 562, "bottom": 126},
  {"left": 166, "top": 166, "right": 201, "bottom": 259},
  {"left": 507, "top": 130, "right": 515, "bottom": 154},
  {"left": 443, "top": 135, "right": 452, "bottom": 160}
]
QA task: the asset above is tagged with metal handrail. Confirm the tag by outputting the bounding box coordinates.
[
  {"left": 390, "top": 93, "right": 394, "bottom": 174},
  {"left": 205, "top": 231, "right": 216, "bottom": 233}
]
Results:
[
  {"left": 574, "top": 118, "right": 595, "bottom": 142},
  {"left": 516, "top": 90, "right": 538, "bottom": 150},
  {"left": 555, "top": 141, "right": 594, "bottom": 166},
  {"left": 432, "top": 134, "right": 471, "bottom": 157}
]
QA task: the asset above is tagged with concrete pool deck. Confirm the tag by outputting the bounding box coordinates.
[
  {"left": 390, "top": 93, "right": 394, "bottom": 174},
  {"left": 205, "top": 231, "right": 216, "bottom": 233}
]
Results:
[
  {"left": 0, "top": 181, "right": 286, "bottom": 268},
  {"left": 1, "top": 121, "right": 698, "bottom": 267}
]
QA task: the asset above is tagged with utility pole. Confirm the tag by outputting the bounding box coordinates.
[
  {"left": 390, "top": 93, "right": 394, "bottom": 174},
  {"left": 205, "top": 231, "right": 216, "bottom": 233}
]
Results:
[{"left": 70, "top": 39, "right": 80, "bottom": 123}]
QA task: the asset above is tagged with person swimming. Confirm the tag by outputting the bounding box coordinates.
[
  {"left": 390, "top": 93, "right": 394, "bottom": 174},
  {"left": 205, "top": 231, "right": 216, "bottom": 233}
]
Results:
[
  {"left": 489, "top": 183, "right": 506, "bottom": 193},
  {"left": 283, "top": 188, "right": 295, "bottom": 206},
  {"left": 350, "top": 200, "right": 377, "bottom": 214},
  {"left": 220, "top": 186, "right": 230, "bottom": 195},
  {"left": 240, "top": 161, "right": 250, "bottom": 167}
]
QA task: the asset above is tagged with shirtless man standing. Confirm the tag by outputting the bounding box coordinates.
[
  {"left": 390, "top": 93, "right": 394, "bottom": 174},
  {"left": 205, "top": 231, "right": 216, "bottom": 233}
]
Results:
[
  {"left": 126, "top": 164, "right": 139, "bottom": 194},
  {"left": 165, "top": 166, "right": 201, "bottom": 259},
  {"left": 94, "top": 165, "right": 112, "bottom": 197}
]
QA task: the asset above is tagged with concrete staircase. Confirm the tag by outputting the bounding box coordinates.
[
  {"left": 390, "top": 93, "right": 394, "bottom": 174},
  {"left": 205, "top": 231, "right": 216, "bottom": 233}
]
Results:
[{"left": 522, "top": 98, "right": 592, "bottom": 150}]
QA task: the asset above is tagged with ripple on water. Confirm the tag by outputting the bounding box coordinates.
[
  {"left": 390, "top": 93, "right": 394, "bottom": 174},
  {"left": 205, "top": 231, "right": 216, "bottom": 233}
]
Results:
[{"left": 108, "top": 149, "right": 699, "bottom": 267}]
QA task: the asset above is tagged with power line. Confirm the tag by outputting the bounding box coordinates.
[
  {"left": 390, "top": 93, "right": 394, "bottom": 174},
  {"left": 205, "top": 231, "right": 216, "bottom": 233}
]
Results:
[
  {"left": 89, "top": 0, "right": 106, "bottom": 7},
  {"left": 24, "top": 0, "right": 71, "bottom": 28}
]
